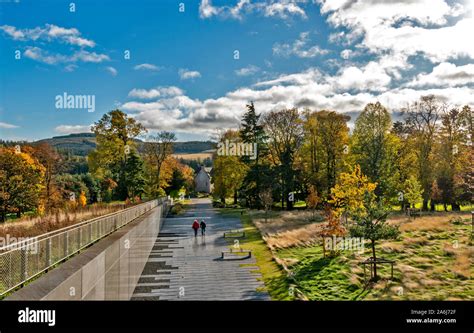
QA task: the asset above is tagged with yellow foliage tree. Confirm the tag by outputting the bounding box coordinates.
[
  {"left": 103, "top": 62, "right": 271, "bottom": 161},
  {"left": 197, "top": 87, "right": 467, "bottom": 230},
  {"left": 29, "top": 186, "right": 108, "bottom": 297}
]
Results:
[
  {"left": 79, "top": 191, "right": 87, "bottom": 207},
  {"left": 329, "top": 165, "right": 377, "bottom": 218}
]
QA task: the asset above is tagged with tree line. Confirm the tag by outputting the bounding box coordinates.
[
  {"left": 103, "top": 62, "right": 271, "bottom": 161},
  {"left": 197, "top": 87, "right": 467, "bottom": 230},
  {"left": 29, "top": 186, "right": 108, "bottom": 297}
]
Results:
[
  {"left": 0, "top": 110, "right": 193, "bottom": 222},
  {"left": 213, "top": 95, "right": 473, "bottom": 213}
]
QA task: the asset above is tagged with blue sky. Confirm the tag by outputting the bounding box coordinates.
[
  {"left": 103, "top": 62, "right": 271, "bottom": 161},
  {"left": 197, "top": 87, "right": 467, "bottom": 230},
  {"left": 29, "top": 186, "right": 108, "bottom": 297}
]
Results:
[{"left": 1, "top": 0, "right": 473, "bottom": 141}]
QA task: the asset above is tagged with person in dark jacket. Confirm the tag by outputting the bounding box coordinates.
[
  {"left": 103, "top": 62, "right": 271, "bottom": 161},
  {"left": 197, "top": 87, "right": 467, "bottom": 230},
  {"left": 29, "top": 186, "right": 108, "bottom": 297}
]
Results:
[
  {"left": 200, "top": 220, "right": 207, "bottom": 235},
  {"left": 192, "top": 220, "right": 200, "bottom": 237}
]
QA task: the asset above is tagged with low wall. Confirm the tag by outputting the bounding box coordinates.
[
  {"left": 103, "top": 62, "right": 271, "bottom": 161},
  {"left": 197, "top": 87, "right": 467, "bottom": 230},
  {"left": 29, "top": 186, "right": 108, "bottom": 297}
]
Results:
[{"left": 7, "top": 202, "right": 168, "bottom": 300}]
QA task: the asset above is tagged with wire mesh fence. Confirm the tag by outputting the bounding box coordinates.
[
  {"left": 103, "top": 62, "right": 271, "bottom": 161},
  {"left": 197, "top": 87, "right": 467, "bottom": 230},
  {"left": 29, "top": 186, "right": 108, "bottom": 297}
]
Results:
[{"left": 0, "top": 198, "right": 166, "bottom": 297}]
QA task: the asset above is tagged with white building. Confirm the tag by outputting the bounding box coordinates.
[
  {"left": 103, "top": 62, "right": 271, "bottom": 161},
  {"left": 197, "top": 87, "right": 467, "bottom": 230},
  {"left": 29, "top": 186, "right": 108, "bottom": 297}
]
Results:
[{"left": 194, "top": 166, "right": 212, "bottom": 193}]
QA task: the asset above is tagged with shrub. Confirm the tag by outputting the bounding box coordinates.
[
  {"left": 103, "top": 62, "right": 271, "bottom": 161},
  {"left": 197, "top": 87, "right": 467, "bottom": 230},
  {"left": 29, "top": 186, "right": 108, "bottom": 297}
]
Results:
[
  {"left": 212, "top": 201, "right": 225, "bottom": 208},
  {"left": 170, "top": 203, "right": 184, "bottom": 215}
]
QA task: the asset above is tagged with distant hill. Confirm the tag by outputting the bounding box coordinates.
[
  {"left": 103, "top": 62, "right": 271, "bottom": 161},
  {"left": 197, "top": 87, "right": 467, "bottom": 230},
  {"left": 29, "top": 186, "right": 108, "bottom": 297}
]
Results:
[
  {"left": 36, "top": 133, "right": 96, "bottom": 156},
  {"left": 35, "top": 133, "right": 215, "bottom": 156}
]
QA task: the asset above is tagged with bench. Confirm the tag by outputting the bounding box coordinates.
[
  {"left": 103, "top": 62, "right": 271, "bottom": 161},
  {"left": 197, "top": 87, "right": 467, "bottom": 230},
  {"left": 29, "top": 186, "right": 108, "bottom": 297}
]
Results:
[
  {"left": 360, "top": 257, "right": 395, "bottom": 282},
  {"left": 221, "top": 248, "right": 252, "bottom": 260},
  {"left": 223, "top": 229, "right": 246, "bottom": 238},
  {"left": 406, "top": 208, "right": 421, "bottom": 217}
]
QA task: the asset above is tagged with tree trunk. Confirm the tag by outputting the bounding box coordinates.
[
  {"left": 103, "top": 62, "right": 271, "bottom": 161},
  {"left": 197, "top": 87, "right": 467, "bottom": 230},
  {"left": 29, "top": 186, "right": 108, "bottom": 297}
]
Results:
[
  {"left": 233, "top": 190, "right": 238, "bottom": 205},
  {"left": 281, "top": 189, "right": 285, "bottom": 210},
  {"left": 452, "top": 203, "right": 461, "bottom": 211},
  {"left": 422, "top": 199, "right": 429, "bottom": 211},
  {"left": 430, "top": 200, "right": 436, "bottom": 212},
  {"left": 322, "top": 237, "right": 326, "bottom": 258},
  {"left": 255, "top": 158, "right": 260, "bottom": 209},
  {"left": 371, "top": 239, "right": 377, "bottom": 280}
]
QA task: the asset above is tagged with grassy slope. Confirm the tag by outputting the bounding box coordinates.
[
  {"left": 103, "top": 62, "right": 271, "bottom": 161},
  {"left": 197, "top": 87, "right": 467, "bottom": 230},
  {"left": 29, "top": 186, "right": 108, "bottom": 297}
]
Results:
[{"left": 274, "top": 216, "right": 473, "bottom": 300}]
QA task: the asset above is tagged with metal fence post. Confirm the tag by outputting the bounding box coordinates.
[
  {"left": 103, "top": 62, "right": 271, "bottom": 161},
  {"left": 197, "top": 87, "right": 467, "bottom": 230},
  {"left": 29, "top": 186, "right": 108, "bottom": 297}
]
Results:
[
  {"left": 78, "top": 227, "right": 82, "bottom": 248},
  {"left": 65, "top": 232, "right": 69, "bottom": 257},
  {"left": 20, "top": 248, "right": 28, "bottom": 282},
  {"left": 46, "top": 238, "right": 52, "bottom": 267}
]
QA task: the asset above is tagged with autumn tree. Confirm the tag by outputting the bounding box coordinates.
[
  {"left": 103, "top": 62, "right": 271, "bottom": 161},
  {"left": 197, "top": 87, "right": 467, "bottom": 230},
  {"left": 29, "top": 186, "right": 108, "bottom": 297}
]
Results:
[
  {"left": 144, "top": 131, "right": 177, "bottom": 196},
  {"left": 391, "top": 121, "right": 418, "bottom": 210},
  {"left": 403, "top": 175, "right": 424, "bottom": 209},
  {"left": 302, "top": 110, "right": 350, "bottom": 199},
  {"left": 79, "top": 191, "right": 87, "bottom": 207},
  {"left": 305, "top": 185, "right": 320, "bottom": 219},
  {"left": 329, "top": 165, "right": 377, "bottom": 219},
  {"left": 320, "top": 207, "right": 347, "bottom": 257},
  {"left": 0, "top": 148, "right": 45, "bottom": 221},
  {"left": 89, "top": 110, "right": 146, "bottom": 200},
  {"left": 351, "top": 102, "right": 399, "bottom": 200},
  {"left": 31, "top": 142, "right": 62, "bottom": 212},
  {"left": 263, "top": 108, "right": 304, "bottom": 210},
  {"left": 434, "top": 106, "right": 472, "bottom": 210},
  {"left": 259, "top": 187, "right": 274, "bottom": 223},
  {"left": 402, "top": 95, "right": 441, "bottom": 210},
  {"left": 212, "top": 130, "right": 248, "bottom": 204},
  {"left": 165, "top": 161, "right": 194, "bottom": 198}
]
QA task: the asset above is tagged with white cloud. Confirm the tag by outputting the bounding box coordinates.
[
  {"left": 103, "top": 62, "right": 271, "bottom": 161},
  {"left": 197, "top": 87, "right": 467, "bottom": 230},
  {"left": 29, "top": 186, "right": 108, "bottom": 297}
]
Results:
[
  {"left": 256, "top": 63, "right": 391, "bottom": 93},
  {"left": 128, "top": 86, "right": 185, "bottom": 99},
  {"left": 64, "top": 64, "right": 78, "bottom": 72},
  {"left": 121, "top": 63, "right": 474, "bottom": 136},
  {"left": 0, "top": 24, "right": 95, "bottom": 47},
  {"left": 254, "top": 68, "right": 323, "bottom": 87},
  {"left": 329, "top": 61, "right": 392, "bottom": 92},
  {"left": 134, "top": 63, "right": 161, "bottom": 71},
  {"left": 257, "top": 1, "right": 307, "bottom": 19},
  {"left": 408, "top": 62, "right": 474, "bottom": 87},
  {"left": 235, "top": 65, "right": 261, "bottom": 76},
  {"left": 340, "top": 49, "right": 353, "bottom": 59},
  {"left": 318, "top": 0, "right": 474, "bottom": 62},
  {"left": 105, "top": 66, "right": 118, "bottom": 76},
  {"left": 0, "top": 122, "right": 19, "bottom": 129},
  {"left": 273, "top": 32, "right": 329, "bottom": 58},
  {"left": 0, "top": 25, "right": 24, "bottom": 39},
  {"left": 179, "top": 69, "right": 201, "bottom": 80},
  {"left": 54, "top": 124, "right": 92, "bottom": 134},
  {"left": 23, "top": 47, "right": 109, "bottom": 64},
  {"left": 199, "top": 0, "right": 252, "bottom": 19},
  {"left": 199, "top": 0, "right": 308, "bottom": 20},
  {"left": 72, "top": 50, "right": 109, "bottom": 63},
  {"left": 24, "top": 47, "right": 66, "bottom": 64},
  {"left": 1, "top": 24, "right": 107, "bottom": 68}
]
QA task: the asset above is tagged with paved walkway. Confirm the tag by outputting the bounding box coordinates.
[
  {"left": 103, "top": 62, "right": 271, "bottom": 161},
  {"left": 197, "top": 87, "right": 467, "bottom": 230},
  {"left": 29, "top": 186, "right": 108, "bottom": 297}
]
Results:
[{"left": 132, "top": 198, "right": 269, "bottom": 300}]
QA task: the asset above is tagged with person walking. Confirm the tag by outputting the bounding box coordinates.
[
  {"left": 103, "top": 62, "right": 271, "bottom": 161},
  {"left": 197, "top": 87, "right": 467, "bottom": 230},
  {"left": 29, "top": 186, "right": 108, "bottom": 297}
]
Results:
[
  {"left": 192, "top": 219, "right": 200, "bottom": 237},
  {"left": 200, "top": 220, "right": 207, "bottom": 236}
]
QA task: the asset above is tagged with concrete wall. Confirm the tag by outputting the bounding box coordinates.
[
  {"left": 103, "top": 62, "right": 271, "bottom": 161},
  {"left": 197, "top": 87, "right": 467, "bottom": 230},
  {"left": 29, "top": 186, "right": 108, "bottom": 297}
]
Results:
[{"left": 7, "top": 204, "right": 166, "bottom": 301}]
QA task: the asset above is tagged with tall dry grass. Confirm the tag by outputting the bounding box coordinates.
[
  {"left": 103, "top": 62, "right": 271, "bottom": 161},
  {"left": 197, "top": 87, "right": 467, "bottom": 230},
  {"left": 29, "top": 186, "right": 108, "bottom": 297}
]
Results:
[
  {"left": 250, "top": 210, "right": 325, "bottom": 250},
  {"left": 0, "top": 203, "right": 133, "bottom": 239},
  {"left": 264, "top": 224, "right": 324, "bottom": 250},
  {"left": 390, "top": 213, "right": 471, "bottom": 232}
]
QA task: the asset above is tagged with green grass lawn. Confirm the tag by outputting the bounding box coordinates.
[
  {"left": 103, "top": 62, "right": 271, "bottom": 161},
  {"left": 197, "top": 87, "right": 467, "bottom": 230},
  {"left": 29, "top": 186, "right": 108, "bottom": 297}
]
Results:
[
  {"left": 274, "top": 217, "right": 473, "bottom": 300},
  {"left": 273, "top": 200, "right": 307, "bottom": 208}
]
